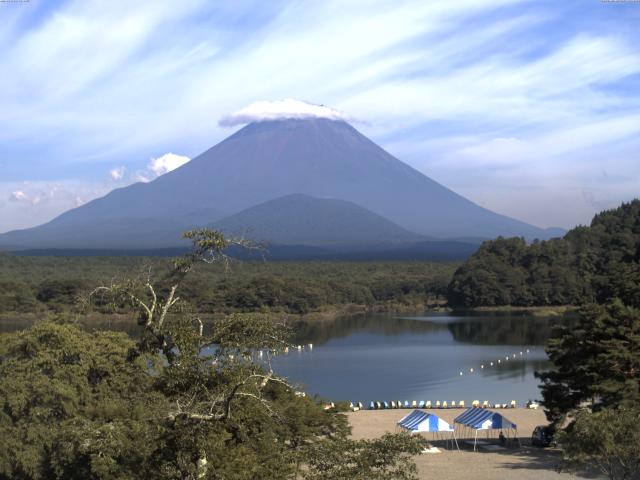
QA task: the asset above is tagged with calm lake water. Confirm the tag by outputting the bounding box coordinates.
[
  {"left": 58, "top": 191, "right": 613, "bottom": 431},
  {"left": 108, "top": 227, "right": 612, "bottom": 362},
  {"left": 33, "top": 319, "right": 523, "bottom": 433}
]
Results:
[
  {"left": 2, "top": 311, "right": 569, "bottom": 405},
  {"left": 272, "top": 311, "right": 567, "bottom": 405}
]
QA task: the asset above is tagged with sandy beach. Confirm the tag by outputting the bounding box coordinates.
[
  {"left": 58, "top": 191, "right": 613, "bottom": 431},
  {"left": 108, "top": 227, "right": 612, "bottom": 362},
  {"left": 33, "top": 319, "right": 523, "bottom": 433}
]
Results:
[{"left": 347, "top": 408, "right": 598, "bottom": 480}]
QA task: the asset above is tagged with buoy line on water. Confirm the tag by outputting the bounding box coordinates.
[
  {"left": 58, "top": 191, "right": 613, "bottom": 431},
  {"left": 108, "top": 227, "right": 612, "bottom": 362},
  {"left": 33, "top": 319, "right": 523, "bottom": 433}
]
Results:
[
  {"left": 457, "top": 348, "right": 535, "bottom": 378},
  {"left": 256, "top": 343, "right": 314, "bottom": 358},
  {"left": 343, "top": 348, "right": 540, "bottom": 412}
]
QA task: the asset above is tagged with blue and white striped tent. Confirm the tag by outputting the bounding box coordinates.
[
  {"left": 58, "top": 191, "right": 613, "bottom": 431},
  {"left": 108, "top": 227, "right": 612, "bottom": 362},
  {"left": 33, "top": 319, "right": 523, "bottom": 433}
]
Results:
[
  {"left": 454, "top": 408, "right": 517, "bottom": 430},
  {"left": 398, "top": 410, "right": 460, "bottom": 450},
  {"left": 398, "top": 410, "right": 454, "bottom": 432},
  {"left": 454, "top": 408, "right": 519, "bottom": 451}
]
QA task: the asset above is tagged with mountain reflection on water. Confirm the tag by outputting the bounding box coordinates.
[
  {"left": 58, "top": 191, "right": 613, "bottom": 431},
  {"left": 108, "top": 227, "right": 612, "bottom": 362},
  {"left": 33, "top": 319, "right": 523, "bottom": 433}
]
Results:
[
  {"left": 290, "top": 311, "right": 569, "bottom": 347},
  {"left": 273, "top": 311, "right": 574, "bottom": 403}
]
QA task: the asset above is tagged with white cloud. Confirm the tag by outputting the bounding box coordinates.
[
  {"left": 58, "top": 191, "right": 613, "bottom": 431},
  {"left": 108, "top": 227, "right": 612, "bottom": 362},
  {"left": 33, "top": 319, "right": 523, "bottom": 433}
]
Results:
[
  {"left": 148, "top": 152, "right": 190, "bottom": 177},
  {"left": 1, "top": 153, "right": 193, "bottom": 232},
  {"left": 9, "top": 190, "right": 41, "bottom": 206},
  {"left": 134, "top": 173, "right": 151, "bottom": 183},
  {"left": 1, "top": 181, "right": 111, "bottom": 233},
  {"left": 130, "top": 153, "right": 189, "bottom": 183},
  {"left": 10, "top": 190, "right": 28, "bottom": 202},
  {"left": 109, "top": 166, "right": 126, "bottom": 180},
  {"left": 219, "top": 99, "right": 350, "bottom": 127}
]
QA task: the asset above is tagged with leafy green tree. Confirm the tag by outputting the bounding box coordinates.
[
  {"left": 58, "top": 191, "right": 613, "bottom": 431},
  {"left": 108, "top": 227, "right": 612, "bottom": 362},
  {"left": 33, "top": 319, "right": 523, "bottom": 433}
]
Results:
[
  {"left": 0, "top": 281, "right": 37, "bottom": 312},
  {"left": 557, "top": 407, "right": 640, "bottom": 480},
  {"left": 36, "top": 279, "right": 88, "bottom": 311},
  {"left": 448, "top": 200, "right": 640, "bottom": 308},
  {"left": 537, "top": 301, "right": 640, "bottom": 425},
  {"left": 303, "top": 433, "right": 427, "bottom": 480},
  {"left": 0, "top": 322, "right": 165, "bottom": 480}
]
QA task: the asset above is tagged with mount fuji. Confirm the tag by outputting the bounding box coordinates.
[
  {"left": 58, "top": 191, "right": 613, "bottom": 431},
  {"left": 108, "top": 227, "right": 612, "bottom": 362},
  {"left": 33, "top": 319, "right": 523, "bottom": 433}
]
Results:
[{"left": 0, "top": 117, "right": 562, "bottom": 256}]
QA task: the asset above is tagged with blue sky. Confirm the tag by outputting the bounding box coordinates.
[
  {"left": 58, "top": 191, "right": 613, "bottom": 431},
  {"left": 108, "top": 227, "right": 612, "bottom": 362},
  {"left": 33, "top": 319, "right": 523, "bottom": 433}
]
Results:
[{"left": 1, "top": 0, "right": 639, "bottom": 233}]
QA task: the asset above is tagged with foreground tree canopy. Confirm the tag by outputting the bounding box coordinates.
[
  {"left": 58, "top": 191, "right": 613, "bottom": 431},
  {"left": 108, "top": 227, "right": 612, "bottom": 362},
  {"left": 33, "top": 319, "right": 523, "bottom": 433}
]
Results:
[
  {"left": 448, "top": 200, "right": 640, "bottom": 308},
  {"left": 0, "top": 229, "right": 425, "bottom": 480},
  {"left": 558, "top": 408, "right": 640, "bottom": 480},
  {"left": 537, "top": 301, "right": 640, "bottom": 479},
  {"left": 537, "top": 300, "right": 640, "bottom": 424}
]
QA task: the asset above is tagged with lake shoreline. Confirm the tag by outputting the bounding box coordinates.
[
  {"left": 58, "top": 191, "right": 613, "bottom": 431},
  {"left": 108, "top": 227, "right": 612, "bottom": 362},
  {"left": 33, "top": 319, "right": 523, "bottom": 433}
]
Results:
[
  {"left": 464, "top": 305, "right": 578, "bottom": 316},
  {"left": 0, "top": 302, "right": 449, "bottom": 327},
  {"left": 0, "top": 302, "right": 576, "bottom": 330}
]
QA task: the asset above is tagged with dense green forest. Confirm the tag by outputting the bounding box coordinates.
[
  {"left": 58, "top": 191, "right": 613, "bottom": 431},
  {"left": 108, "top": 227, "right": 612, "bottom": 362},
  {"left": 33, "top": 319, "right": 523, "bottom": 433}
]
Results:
[
  {"left": 448, "top": 200, "right": 640, "bottom": 308},
  {"left": 0, "top": 256, "right": 456, "bottom": 316},
  {"left": 0, "top": 231, "right": 425, "bottom": 480}
]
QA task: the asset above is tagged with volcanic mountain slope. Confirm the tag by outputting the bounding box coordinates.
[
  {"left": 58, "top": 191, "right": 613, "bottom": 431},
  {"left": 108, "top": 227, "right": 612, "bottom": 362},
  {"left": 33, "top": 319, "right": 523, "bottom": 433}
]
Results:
[
  {"left": 0, "top": 207, "right": 224, "bottom": 250},
  {"left": 0, "top": 117, "right": 561, "bottom": 250},
  {"left": 212, "top": 194, "right": 422, "bottom": 246}
]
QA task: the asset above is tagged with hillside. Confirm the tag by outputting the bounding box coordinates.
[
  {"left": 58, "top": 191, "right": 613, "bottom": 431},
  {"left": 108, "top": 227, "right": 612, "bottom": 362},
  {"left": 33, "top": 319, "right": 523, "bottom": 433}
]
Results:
[
  {"left": 212, "top": 194, "right": 421, "bottom": 246},
  {"left": 447, "top": 200, "right": 640, "bottom": 308}
]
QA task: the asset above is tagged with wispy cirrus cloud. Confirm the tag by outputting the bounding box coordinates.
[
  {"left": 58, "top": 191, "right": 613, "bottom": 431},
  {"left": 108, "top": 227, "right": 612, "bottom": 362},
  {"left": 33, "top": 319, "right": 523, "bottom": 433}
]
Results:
[{"left": 0, "top": 0, "right": 638, "bottom": 230}]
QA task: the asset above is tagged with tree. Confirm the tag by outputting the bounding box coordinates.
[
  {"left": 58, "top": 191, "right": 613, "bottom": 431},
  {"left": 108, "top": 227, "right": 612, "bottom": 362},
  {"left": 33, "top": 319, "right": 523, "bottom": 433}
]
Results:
[
  {"left": 303, "top": 433, "right": 426, "bottom": 480},
  {"left": 448, "top": 199, "right": 640, "bottom": 308},
  {"left": 0, "top": 322, "right": 165, "bottom": 480},
  {"left": 557, "top": 407, "right": 640, "bottom": 480},
  {"left": 87, "top": 229, "right": 342, "bottom": 479},
  {"left": 537, "top": 301, "right": 640, "bottom": 425}
]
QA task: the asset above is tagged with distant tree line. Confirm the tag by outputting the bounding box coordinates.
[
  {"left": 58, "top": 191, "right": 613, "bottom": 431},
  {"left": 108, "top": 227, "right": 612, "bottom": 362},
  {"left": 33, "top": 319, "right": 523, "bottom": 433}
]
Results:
[
  {"left": 447, "top": 200, "right": 640, "bottom": 308},
  {"left": 0, "top": 257, "right": 456, "bottom": 316}
]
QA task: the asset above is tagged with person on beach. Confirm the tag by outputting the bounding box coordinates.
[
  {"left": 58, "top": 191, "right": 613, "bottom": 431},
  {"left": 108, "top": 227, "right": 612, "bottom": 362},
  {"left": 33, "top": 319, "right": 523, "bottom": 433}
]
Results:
[{"left": 499, "top": 431, "right": 506, "bottom": 446}]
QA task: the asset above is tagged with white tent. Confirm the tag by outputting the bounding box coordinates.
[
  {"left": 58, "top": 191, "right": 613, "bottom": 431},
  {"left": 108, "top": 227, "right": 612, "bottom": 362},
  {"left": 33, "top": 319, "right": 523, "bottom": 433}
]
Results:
[
  {"left": 454, "top": 408, "right": 520, "bottom": 451},
  {"left": 398, "top": 410, "right": 459, "bottom": 450}
]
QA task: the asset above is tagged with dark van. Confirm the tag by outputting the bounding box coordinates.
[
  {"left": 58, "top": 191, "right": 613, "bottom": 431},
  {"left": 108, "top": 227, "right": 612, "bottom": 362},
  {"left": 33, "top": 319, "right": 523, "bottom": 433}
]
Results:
[{"left": 531, "top": 425, "right": 555, "bottom": 447}]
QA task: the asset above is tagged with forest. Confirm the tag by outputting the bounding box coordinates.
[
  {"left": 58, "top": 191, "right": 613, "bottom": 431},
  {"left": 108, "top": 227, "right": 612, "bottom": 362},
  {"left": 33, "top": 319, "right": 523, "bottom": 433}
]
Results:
[
  {"left": 0, "top": 231, "right": 427, "bottom": 480},
  {"left": 447, "top": 200, "right": 640, "bottom": 308},
  {"left": 0, "top": 256, "right": 456, "bottom": 316}
]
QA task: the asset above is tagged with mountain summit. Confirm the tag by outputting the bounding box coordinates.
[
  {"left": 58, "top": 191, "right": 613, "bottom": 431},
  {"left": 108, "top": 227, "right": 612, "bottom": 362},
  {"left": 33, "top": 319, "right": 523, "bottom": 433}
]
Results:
[{"left": 0, "top": 117, "right": 560, "bottom": 251}]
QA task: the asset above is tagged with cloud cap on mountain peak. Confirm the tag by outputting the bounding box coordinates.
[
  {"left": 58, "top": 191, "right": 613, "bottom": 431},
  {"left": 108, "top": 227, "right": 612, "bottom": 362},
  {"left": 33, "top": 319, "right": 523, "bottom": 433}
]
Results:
[{"left": 219, "top": 99, "right": 350, "bottom": 127}]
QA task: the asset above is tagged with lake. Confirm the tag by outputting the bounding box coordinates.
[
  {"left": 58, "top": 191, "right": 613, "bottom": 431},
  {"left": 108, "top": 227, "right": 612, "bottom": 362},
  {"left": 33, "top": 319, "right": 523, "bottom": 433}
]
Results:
[
  {"left": 1, "top": 311, "right": 568, "bottom": 406},
  {"left": 271, "top": 311, "right": 567, "bottom": 405}
]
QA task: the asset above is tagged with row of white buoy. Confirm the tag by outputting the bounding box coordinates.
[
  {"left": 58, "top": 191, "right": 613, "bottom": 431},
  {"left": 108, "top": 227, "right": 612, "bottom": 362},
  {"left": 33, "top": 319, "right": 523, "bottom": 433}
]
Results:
[
  {"left": 257, "top": 343, "right": 313, "bottom": 357},
  {"left": 458, "top": 348, "right": 533, "bottom": 377}
]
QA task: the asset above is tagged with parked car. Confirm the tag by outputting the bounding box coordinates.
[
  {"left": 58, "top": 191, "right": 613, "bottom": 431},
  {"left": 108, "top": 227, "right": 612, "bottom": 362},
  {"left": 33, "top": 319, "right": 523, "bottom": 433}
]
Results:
[{"left": 531, "top": 425, "right": 555, "bottom": 447}]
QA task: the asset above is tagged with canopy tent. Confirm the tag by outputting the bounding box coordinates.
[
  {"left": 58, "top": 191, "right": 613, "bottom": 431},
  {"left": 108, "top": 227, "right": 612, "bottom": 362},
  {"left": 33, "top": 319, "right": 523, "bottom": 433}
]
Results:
[
  {"left": 454, "top": 408, "right": 520, "bottom": 451},
  {"left": 397, "top": 410, "right": 459, "bottom": 450}
]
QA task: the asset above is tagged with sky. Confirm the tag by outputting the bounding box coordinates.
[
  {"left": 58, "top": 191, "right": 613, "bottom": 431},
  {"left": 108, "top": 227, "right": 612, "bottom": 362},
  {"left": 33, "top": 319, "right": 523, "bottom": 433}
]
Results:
[{"left": 1, "top": 0, "right": 639, "bottom": 233}]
